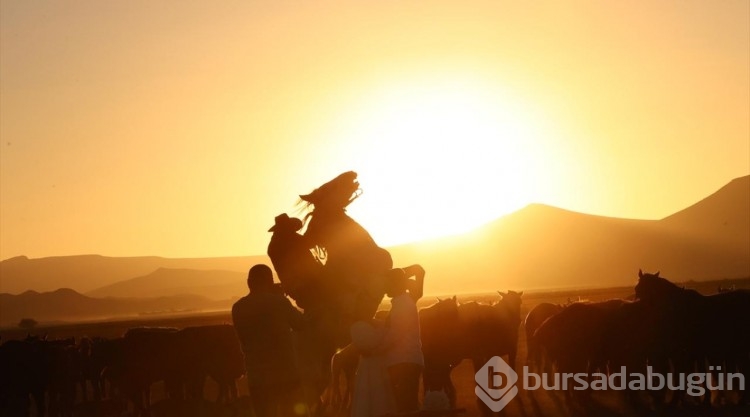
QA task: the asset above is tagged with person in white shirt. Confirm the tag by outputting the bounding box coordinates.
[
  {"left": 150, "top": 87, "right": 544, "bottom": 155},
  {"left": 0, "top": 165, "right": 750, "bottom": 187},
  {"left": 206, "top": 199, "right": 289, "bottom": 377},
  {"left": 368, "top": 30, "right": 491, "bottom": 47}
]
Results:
[{"left": 380, "top": 264, "right": 426, "bottom": 413}]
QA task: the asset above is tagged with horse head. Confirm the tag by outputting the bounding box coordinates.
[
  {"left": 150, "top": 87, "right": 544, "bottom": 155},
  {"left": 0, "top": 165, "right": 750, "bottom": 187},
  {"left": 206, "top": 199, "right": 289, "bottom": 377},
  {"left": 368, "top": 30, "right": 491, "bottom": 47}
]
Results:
[
  {"left": 497, "top": 290, "right": 523, "bottom": 304},
  {"left": 420, "top": 297, "right": 461, "bottom": 362},
  {"left": 635, "top": 269, "right": 682, "bottom": 302},
  {"left": 496, "top": 290, "right": 524, "bottom": 324},
  {"left": 420, "top": 297, "right": 460, "bottom": 338},
  {"left": 422, "top": 296, "right": 459, "bottom": 322},
  {"left": 298, "top": 171, "right": 391, "bottom": 276},
  {"left": 299, "top": 171, "right": 361, "bottom": 212}
]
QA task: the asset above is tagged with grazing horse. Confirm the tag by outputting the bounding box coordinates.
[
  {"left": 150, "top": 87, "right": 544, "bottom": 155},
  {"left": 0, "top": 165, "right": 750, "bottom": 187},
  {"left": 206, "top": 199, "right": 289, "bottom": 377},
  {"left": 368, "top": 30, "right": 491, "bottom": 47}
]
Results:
[
  {"left": 419, "top": 297, "right": 461, "bottom": 407},
  {"left": 532, "top": 299, "right": 626, "bottom": 404},
  {"left": 0, "top": 338, "right": 48, "bottom": 417},
  {"left": 634, "top": 270, "right": 750, "bottom": 406},
  {"left": 490, "top": 290, "right": 524, "bottom": 371},
  {"left": 421, "top": 292, "right": 523, "bottom": 413},
  {"left": 523, "top": 302, "right": 564, "bottom": 371},
  {"left": 0, "top": 336, "right": 79, "bottom": 417},
  {"left": 463, "top": 291, "right": 523, "bottom": 415}
]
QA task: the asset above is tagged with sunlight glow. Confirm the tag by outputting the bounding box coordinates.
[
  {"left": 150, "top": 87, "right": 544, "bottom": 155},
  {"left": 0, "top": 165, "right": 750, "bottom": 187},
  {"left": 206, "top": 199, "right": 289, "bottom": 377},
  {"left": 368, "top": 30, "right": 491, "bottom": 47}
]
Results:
[{"left": 332, "top": 77, "right": 554, "bottom": 245}]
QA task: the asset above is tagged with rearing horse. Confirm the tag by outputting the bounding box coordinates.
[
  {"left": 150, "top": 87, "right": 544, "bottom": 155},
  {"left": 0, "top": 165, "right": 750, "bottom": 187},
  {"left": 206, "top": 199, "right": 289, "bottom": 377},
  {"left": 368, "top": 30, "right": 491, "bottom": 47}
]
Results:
[{"left": 299, "top": 171, "right": 393, "bottom": 328}]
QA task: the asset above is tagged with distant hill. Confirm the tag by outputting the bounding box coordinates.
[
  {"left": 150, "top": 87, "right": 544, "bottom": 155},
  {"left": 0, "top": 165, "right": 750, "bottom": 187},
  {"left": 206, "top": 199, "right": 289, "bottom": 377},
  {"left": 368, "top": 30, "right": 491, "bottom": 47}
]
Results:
[
  {"left": 0, "top": 288, "right": 231, "bottom": 327},
  {"left": 86, "top": 268, "right": 246, "bottom": 299},
  {"left": 388, "top": 175, "right": 750, "bottom": 294},
  {"left": 0, "top": 254, "right": 267, "bottom": 295},
  {"left": 660, "top": 175, "right": 750, "bottom": 247},
  {"left": 1, "top": 176, "right": 748, "bottom": 299}
]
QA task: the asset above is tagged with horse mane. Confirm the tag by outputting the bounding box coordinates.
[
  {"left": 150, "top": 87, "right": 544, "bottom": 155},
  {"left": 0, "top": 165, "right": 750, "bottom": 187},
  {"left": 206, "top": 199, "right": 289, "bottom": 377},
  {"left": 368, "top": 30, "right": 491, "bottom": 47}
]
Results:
[
  {"left": 420, "top": 296, "right": 458, "bottom": 315},
  {"left": 457, "top": 301, "right": 498, "bottom": 323},
  {"left": 418, "top": 297, "right": 458, "bottom": 329}
]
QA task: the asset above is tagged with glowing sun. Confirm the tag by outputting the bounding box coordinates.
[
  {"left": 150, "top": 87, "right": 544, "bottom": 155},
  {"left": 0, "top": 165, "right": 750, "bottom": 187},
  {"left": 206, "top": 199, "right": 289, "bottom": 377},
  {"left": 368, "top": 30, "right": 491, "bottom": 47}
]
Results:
[{"left": 328, "top": 77, "right": 552, "bottom": 245}]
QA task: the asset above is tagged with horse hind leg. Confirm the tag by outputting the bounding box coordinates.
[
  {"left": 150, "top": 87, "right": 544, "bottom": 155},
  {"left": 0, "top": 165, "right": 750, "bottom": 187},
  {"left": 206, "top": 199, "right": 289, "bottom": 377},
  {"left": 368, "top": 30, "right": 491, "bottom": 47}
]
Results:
[
  {"left": 229, "top": 379, "right": 239, "bottom": 401},
  {"left": 215, "top": 380, "right": 226, "bottom": 403},
  {"left": 327, "top": 368, "right": 340, "bottom": 413},
  {"left": 32, "top": 389, "right": 45, "bottom": 417}
]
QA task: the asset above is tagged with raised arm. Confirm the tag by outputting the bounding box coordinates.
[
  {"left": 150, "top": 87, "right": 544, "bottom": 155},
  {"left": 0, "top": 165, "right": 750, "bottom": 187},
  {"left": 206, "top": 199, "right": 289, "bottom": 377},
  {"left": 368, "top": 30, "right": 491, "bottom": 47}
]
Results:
[
  {"left": 283, "top": 297, "right": 306, "bottom": 331},
  {"left": 403, "top": 264, "right": 425, "bottom": 302}
]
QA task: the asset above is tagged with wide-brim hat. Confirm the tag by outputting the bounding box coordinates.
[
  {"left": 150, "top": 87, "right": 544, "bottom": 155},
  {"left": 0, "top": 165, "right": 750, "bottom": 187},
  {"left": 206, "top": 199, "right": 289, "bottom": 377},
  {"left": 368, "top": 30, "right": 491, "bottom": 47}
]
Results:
[{"left": 268, "top": 213, "right": 304, "bottom": 232}]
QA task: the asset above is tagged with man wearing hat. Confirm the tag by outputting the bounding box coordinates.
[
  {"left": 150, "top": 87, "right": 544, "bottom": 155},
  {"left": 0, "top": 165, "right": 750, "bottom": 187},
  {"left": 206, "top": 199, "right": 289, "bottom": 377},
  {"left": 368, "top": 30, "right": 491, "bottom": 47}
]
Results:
[
  {"left": 232, "top": 264, "right": 307, "bottom": 417},
  {"left": 267, "top": 213, "right": 323, "bottom": 310},
  {"left": 267, "top": 213, "right": 337, "bottom": 400}
]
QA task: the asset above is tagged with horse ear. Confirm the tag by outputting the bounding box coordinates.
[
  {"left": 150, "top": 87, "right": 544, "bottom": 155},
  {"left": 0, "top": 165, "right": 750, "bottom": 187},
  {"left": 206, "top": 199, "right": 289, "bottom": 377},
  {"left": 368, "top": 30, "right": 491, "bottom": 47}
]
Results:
[
  {"left": 518, "top": 291, "right": 524, "bottom": 296},
  {"left": 497, "top": 290, "right": 505, "bottom": 298},
  {"left": 638, "top": 269, "right": 643, "bottom": 278},
  {"left": 436, "top": 297, "right": 443, "bottom": 302},
  {"left": 452, "top": 295, "right": 457, "bottom": 302},
  {"left": 655, "top": 271, "right": 660, "bottom": 277}
]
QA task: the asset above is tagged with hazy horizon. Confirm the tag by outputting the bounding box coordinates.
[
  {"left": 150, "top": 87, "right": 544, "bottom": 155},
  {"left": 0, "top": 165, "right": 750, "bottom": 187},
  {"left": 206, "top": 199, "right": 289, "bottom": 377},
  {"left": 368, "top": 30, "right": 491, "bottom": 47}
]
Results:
[
  {"left": 0, "top": 173, "right": 745, "bottom": 262},
  {"left": 0, "top": 193, "right": 712, "bottom": 261}
]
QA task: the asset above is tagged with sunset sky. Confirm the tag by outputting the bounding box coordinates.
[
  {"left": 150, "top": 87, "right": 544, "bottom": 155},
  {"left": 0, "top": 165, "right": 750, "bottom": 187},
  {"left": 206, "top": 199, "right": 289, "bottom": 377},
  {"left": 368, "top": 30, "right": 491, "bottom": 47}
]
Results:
[{"left": 1, "top": 0, "right": 748, "bottom": 260}]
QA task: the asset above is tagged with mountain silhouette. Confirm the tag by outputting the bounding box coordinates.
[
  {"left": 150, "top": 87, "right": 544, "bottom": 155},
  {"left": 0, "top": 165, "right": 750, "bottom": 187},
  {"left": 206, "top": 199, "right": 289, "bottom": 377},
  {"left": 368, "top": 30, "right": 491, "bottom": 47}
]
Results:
[
  {"left": 389, "top": 205, "right": 746, "bottom": 294},
  {"left": 660, "top": 175, "right": 750, "bottom": 248},
  {"left": 1, "top": 176, "right": 748, "bottom": 298},
  {"left": 86, "top": 268, "right": 246, "bottom": 299},
  {"left": 389, "top": 175, "right": 749, "bottom": 293},
  {"left": 0, "top": 254, "right": 266, "bottom": 295},
  {"left": 0, "top": 288, "right": 224, "bottom": 326}
]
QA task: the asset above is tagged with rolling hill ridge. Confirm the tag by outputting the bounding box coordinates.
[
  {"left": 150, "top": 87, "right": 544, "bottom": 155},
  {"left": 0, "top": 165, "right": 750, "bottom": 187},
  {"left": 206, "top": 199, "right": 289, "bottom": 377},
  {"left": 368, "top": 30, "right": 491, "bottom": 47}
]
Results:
[{"left": 0, "top": 288, "right": 227, "bottom": 326}]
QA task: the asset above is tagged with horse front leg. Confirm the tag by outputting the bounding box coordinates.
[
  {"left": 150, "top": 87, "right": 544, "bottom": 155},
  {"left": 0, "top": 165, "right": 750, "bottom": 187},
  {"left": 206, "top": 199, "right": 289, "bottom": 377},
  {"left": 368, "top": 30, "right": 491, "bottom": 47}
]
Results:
[
  {"left": 472, "top": 357, "right": 495, "bottom": 417},
  {"left": 422, "top": 360, "right": 457, "bottom": 409}
]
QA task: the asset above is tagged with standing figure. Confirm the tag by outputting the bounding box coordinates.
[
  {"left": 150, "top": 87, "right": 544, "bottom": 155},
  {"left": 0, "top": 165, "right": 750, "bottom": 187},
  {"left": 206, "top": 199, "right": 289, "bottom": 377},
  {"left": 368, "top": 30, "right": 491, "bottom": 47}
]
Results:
[
  {"left": 349, "top": 319, "right": 396, "bottom": 417},
  {"left": 381, "top": 264, "right": 426, "bottom": 413},
  {"left": 232, "top": 264, "right": 308, "bottom": 417}
]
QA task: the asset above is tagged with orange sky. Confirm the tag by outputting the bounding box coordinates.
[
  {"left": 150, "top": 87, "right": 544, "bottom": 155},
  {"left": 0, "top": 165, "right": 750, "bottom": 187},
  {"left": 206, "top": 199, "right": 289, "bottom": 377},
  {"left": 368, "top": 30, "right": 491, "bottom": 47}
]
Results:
[{"left": 1, "top": 0, "right": 748, "bottom": 260}]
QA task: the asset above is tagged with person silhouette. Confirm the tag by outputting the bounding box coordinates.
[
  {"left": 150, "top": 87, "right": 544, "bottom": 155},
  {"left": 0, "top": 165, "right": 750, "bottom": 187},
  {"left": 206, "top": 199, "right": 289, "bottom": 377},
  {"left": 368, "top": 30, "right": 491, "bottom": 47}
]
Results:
[
  {"left": 267, "top": 213, "right": 323, "bottom": 310},
  {"left": 232, "top": 264, "right": 308, "bottom": 417},
  {"left": 380, "top": 264, "right": 426, "bottom": 413}
]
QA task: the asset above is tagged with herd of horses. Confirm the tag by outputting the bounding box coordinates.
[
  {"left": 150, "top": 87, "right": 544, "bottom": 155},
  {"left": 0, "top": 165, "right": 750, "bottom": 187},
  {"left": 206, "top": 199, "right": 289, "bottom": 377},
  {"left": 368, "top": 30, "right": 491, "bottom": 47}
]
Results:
[
  {"left": 0, "top": 324, "right": 245, "bottom": 417},
  {"left": 1, "top": 271, "right": 747, "bottom": 417},
  {"left": 529, "top": 271, "right": 750, "bottom": 409}
]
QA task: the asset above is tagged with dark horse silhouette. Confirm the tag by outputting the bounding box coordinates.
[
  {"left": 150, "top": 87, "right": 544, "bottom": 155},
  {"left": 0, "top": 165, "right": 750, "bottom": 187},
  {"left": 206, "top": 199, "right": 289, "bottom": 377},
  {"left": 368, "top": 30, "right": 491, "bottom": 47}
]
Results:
[
  {"left": 420, "top": 291, "right": 523, "bottom": 414},
  {"left": 266, "top": 172, "right": 395, "bottom": 412},
  {"left": 300, "top": 171, "right": 393, "bottom": 323},
  {"left": 523, "top": 302, "right": 564, "bottom": 372},
  {"left": 269, "top": 172, "right": 393, "bottom": 339},
  {"left": 419, "top": 297, "right": 461, "bottom": 405},
  {"left": 633, "top": 270, "right": 750, "bottom": 406},
  {"left": 533, "top": 298, "right": 626, "bottom": 406}
]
